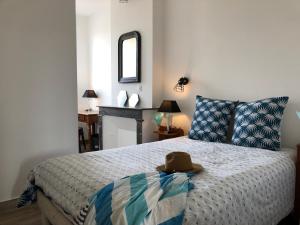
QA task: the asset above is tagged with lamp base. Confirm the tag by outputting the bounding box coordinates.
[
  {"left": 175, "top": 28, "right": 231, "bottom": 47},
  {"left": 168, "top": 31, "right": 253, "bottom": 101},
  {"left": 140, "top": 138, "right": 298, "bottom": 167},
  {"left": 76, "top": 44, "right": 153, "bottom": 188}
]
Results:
[
  {"left": 167, "top": 128, "right": 174, "bottom": 134},
  {"left": 165, "top": 113, "right": 173, "bottom": 132}
]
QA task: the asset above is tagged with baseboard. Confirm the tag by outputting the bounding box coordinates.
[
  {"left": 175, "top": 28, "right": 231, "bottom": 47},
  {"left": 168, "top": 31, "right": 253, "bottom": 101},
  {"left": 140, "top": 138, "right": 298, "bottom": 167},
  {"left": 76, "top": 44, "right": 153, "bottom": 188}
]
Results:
[
  {"left": 0, "top": 198, "right": 18, "bottom": 203},
  {"left": 0, "top": 198, "right": 18, "bottom": 209}
]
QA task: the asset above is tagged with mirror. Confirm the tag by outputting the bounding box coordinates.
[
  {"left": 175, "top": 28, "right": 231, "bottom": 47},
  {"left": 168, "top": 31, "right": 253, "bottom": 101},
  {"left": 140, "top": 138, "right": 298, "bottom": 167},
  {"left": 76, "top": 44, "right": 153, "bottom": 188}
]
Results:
[{"left": 118, "top": 31, "right": 141, "bottom": 83}]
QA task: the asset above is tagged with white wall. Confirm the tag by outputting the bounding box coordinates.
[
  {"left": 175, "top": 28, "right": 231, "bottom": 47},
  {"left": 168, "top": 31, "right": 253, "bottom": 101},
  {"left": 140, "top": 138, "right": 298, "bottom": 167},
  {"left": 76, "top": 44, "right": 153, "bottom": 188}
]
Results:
[
  {"left": 76, "top": 15, "right": 91, "bottom": 111},
  {"left": 103, "top": 110, "right": 158, "bottom": 149},
  {"left": 76, "top": 0, "right": 111, "bottom": 110},
  {"left": 111, "top": 0, "right": 154, "bottom": 108},
  {"left": 160, "top": 0, "right": 300, "bottom": 148},
  {"left": 0, "top": 0, "right": 78, "bottom": 202},
  {"left": 78, "top": 0, "right": 300, "bottom": 148},
  {"left": 103, "top": 116, "right": 136, "bottom": 149},
  {"left": 89, "top": 0, "right": 112, "bottom": 107},
  {"left": 101, "top": 0, "right": 157, "bottom": 148},
  {"left": 77, "top": 0, "right": 159, "bottom": 108},
  {"left": 152, "top": 0, "right": 164, "bottom": 107}
]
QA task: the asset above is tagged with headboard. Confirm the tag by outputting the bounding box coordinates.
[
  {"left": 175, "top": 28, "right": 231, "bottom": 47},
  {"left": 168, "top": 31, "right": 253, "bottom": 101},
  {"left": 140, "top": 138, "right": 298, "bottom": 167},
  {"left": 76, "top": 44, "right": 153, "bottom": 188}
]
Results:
[{"left": 294, "top": 144, "right": 300, "bottom": 221}]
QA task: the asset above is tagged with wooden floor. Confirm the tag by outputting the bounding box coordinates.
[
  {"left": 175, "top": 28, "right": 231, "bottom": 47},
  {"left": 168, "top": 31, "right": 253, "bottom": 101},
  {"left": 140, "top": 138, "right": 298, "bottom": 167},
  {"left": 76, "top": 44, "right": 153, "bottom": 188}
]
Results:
[
  {"left": 0, "top": 199, "right": 41, "bottom": 225},
  {"left": 0, "top": 198, "right": 297, "bottom": 225}
]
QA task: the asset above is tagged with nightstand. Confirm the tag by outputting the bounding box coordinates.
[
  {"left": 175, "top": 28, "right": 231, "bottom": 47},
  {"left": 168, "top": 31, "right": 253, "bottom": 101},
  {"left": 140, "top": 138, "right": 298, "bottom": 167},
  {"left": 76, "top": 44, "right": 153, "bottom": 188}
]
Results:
[
  {"left": 78, "top": 111, "right": 98, "bottom": 150},
  {"left": 295, "top": 144, "right": 300, "bottom": 218},
  {"left": 155, "top": 126, "right": 184, "bottom": 141}
]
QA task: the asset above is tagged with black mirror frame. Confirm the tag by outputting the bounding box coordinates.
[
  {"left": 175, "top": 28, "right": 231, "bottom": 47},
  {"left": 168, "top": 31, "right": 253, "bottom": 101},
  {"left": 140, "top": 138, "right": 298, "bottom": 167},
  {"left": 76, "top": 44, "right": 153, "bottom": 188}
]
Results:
[{"left": 118, "top": 31, "right": 141, "bottom": 83}]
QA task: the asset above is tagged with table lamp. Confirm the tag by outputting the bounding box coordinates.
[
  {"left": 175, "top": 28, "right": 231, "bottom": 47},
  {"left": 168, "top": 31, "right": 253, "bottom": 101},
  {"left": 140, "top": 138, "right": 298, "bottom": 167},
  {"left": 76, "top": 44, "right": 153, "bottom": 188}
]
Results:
[
  {"left": 158, "top": 100, "right": 181, "bottom": 132},
  {"left": 83, "top": 90, "right": 98, "bottom": 111}
]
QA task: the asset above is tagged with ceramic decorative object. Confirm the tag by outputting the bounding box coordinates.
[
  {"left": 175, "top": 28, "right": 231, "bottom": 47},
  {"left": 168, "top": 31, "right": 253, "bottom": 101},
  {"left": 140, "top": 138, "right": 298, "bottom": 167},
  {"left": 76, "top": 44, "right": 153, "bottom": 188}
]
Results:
[
  {"left": 117, "top": 90, "right": 128, "bottom": 107},
  {"left": 154, "top": 112, "right": 164, "bottom": 127},
  {"left": 128, "top": 94, "right": 139, "bottom": 107}
]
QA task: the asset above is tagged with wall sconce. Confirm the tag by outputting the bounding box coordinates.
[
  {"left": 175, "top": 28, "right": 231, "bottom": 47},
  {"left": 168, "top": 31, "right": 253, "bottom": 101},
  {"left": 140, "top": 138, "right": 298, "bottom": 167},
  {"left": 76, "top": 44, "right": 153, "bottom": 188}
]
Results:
[{"left": 174, "top": 77, "right": 189, "bottom": 92}]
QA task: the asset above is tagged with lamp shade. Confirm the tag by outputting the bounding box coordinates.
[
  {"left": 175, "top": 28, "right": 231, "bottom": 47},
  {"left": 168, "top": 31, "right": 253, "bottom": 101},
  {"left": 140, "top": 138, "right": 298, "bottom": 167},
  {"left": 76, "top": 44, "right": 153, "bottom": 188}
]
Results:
[
  {"left": 158, "top": 100, "right": 181, "bottom": 113},
  {"left": 82, "top": 90, "right": 98, "bottom": 98}
]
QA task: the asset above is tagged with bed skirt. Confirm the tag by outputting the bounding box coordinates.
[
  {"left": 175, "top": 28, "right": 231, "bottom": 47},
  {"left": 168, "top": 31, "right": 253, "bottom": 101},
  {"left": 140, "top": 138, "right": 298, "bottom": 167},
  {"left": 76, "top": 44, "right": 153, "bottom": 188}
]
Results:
[{"left": 37, "top": 191, "right": 73, "bottom": 225}]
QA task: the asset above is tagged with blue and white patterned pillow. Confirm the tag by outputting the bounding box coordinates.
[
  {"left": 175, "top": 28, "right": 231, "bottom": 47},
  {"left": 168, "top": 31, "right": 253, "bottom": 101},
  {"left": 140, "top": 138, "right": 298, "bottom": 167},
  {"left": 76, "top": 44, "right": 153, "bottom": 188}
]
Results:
[
  {"left": 232, "top": 97, "right": 289, "bottom": 151},
  {"left": 188, "top": 96, "right": 236, "bottom": 143}
]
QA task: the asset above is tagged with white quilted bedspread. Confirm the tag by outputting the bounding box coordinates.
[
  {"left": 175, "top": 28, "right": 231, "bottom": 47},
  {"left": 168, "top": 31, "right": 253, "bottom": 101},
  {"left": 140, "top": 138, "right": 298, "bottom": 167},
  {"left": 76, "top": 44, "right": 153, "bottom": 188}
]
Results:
[{"left": 32, "top": 137, "right": 295, "bottom": 225}]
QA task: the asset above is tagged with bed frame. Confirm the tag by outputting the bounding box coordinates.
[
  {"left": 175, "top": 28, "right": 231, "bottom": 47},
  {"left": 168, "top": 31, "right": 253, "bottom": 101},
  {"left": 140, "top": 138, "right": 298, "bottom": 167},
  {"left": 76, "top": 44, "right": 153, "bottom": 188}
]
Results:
[
  {"left": 37, "top": 191, "right": 73, "bottom": 225},
  {"left": 37, "top": 144, "right": 300, "bottom": 225},
  {"left": 294, "top": 144, "right": 300, "bottom": 220}
]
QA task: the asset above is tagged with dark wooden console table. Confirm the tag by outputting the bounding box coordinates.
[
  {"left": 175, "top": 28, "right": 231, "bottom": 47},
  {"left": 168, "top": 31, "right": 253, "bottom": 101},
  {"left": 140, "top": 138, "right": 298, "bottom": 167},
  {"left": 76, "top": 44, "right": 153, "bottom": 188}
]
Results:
[{"left": 98, "top": 106, "right": 157, "bottom": 150}]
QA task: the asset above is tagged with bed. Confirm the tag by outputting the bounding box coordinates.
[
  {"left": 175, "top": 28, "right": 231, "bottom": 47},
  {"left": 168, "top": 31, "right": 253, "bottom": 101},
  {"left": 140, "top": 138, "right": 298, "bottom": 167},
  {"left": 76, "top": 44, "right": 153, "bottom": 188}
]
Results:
[{"left": 28, "top": 137, "right": 300, "bottom": 225}]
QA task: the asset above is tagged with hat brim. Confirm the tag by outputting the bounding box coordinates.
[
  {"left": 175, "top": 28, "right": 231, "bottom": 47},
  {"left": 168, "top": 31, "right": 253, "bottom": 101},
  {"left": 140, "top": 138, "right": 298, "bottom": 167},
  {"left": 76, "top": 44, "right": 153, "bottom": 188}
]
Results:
[{"left": 156, "top": 163, "right": 203, "bottom": 174}]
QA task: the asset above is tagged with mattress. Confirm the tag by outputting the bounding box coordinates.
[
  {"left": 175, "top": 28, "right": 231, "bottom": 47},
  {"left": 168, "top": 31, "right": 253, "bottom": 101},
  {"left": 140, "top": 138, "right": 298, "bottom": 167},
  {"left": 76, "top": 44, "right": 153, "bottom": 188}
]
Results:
[
  {"left": 282, "top": 147, "right": 297, "bottom": 162},
  {"left": 31, "top": 137, "right": 296, "bottom": 225}
]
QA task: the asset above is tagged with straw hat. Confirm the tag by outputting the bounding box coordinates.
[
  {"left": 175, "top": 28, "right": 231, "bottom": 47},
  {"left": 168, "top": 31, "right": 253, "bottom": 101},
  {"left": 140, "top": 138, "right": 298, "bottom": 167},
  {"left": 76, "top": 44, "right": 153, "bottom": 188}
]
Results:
[{"left": 156, "top": 152, "right": 203, "bottom": 173}]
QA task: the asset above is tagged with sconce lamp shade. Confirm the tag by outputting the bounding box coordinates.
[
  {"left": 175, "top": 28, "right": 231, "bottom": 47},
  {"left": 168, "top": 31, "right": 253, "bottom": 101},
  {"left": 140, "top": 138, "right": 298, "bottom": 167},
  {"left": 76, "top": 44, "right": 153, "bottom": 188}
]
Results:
[
  {"left": 82, "top": 90, "right": 98, "bottom": 98},
  {"left": 158, "top": 100, "right": 181, "bottom": 113},
  {"left": 175, "top": 77, "right": 189, "bottom": 92}
]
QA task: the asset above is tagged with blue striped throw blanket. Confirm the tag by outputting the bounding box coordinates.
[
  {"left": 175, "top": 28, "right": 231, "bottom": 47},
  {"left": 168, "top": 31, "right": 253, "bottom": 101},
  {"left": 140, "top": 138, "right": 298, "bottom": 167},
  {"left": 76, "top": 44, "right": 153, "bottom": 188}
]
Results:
[{"left": 89, "top": 172, "right": 194, "bottom": 225}]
